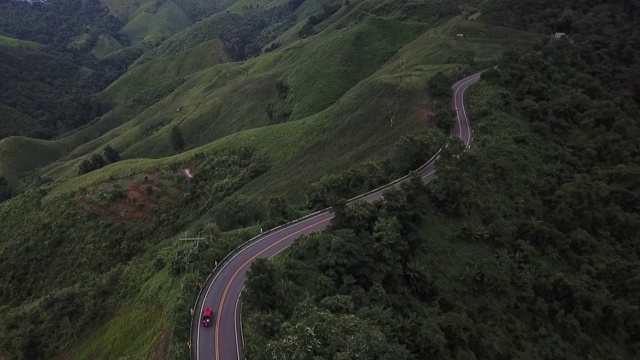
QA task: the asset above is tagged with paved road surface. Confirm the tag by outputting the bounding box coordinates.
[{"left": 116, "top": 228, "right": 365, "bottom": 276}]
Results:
[{"left": 192, "top": 73, "right": 481, "bottom": 360}]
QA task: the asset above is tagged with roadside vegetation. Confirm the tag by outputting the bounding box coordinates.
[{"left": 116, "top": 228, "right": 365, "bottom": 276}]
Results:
[{"left": 242, "top": 1, "right": 640, "bottom": 359}]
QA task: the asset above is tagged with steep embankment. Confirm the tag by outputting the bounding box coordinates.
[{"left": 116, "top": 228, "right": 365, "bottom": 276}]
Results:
[{"left": 0, "top": 137, "right": 65, "bottom": 188}]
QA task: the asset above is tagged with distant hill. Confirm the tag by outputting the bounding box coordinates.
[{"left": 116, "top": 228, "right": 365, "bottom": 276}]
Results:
[
  {"left": 91, "top": 33, "right": 124, "bottom": 58},
  {"left": 0, "top": 136, "right": 65, "bottom": 188},
  {"left": 0, "top": 0, "right": 232, "bottom": 142},
  {"left": 0, "top": 34, "right": 43, "bottom": 49},
  {"left": 120, "top": 0, "right": 194, "bottom": 44}
]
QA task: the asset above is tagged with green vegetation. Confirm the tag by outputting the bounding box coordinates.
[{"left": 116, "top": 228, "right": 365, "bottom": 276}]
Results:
[
  {"left": 6, "top": 0, "right": 637, "bottom": 359},
  {"left": 120, "top": 0, "right": 193, "bottom": 45},
  {"left": 0, "top": 0, "right": 231, "bottom": 142},
  {"left": 228, "top": 0, "right": 287, "bottom": 12},
  {"left": 98, "top": 39, "right": 228, "bottom": 105},
  {"left": 242, "top": 1, "right": 640, "bottom": 359},
  {"left": 77, "top": 145, "right": 122, "bottom": 175},
  {"left": 0, "top": 137, "right": 65, "bottom": 188},
  {"left": 0, "top": 105, "right": 40, "bottom": 140},
  {"left": 58, "top": 269, "right": 178, "bottom": 360},
  {"left": 0, "top": 34, "right": 43, "bottom": 49},
  {"left": 90, "top": 34, "right": 124, "bottom": 59},
  {"left": 134, "top": 2, "right": 300, "bottom": 64},
  {"left": 0, "top": 176, "right": 11, "bottom": 203},
  {"left": 62, "top": 301, "right": 168, "bottom": 360},
  {"left": 0, "top": 145, "right": 268, "bottom": 359},
  {"left": 0, "top": 1, "right": 506, "bottom": 356},
  {"left": 0, "top": 0, "right": 130, "bottom": 140},
  {"left": 0, "top": 46, "right": 111, "bottom": 139},
  {"left": 0, "top": 0, "right": 124, "bottom": 53}
]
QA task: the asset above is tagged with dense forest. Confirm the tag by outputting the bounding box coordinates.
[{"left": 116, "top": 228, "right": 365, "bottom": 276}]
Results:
[
  {"left": 0, "top": 0, "right": 135, "bottom": 139},
  {"left": 0, "top": 46, "right": 113, "bottom": 138},
  {"left": 242, "top": 0, "right": 640, "bottom": 359},
  {"left": 0, "top": 0, "right": 125, "bottom": 52}
]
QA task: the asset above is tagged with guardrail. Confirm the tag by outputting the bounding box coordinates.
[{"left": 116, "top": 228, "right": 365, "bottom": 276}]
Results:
[
  {"left": 189, "top": 204, "right": 330, "bottom": 358},
  {"left": 189, "top": 143, "right": 445, "bottom": 360},
  {"left": 190, "top": 72, "right": 482, "bottom": 359}
]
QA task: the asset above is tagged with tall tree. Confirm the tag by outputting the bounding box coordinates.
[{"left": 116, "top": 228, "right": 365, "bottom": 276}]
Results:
[
  {"left": 170, "top": 126, "right": 185, "bottom": 152},
  {"left": 103, "top": 145, "right": 120, "bottom": 164},
  {"left": 0, "top": 176, "right": 12, "bottom": 202}
]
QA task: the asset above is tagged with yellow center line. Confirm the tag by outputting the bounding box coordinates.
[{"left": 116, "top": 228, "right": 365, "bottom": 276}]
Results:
[{"left": 214, "top": 217, "right": 332, "bottom": 360}]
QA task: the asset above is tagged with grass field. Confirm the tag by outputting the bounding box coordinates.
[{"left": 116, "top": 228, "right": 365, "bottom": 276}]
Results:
[
  {"left": 62, "top": 302, "right": 167, "bottom": 359},
  {"left": 102, "top": 0, "right": 138, "bottom": 18},
  {"left": 90, "top": 33, "right": 124, "bottom": 58},
  {"left": 227, "top": 0, "right": 286, "bottom": 11},
  {"left": 57, "top": 268, "right": 179, "bottom": 360},
  {"left": 88, "top": 17, "right": 422, "bottom": 159},
  {"left": 0, "top": 34, "right": 43, "bottom": 49},
  {"left": 98, "top": 39, "right": 229, "bottom": 105},
  {"left": 41, "top": 16, "right": 428, "bottom": 190},
  {"left": 0, "top": 136, "right": 65, "bottom": 188},
  {"left": 120, "top": 0, "right": 193, "bottom": 44}
]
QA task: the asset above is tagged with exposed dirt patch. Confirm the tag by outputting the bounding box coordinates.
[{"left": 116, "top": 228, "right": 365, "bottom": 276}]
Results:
[{"left": 77, "top": 171, "right": 181, "bottom": 223}]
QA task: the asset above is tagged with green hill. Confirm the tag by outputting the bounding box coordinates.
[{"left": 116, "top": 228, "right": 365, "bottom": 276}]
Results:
[
  {"left": 0, "top": 136, "right": 65, "bottom": 188},
  {"left": 98, "top": 39, "right": 229, "bottom": 105},
  {"left": 120, "top": 0, "right": 193, "bottom": 44},
  {"left": 91, "top": 34, "right": 124, "bottom": 59},
  {"left": 227, "top": 0, "right": 287, "bottom": 12},
  {"left": 0, "top": 34, "right": 43, "bottom": 49},
  {"left": 102, "top": 0, "right": 235, "bottom": 21}
]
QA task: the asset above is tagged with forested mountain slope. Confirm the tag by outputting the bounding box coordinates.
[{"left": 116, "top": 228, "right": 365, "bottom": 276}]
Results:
[{"left": 242, "top": 1, "right": 640, "bottom": 359}]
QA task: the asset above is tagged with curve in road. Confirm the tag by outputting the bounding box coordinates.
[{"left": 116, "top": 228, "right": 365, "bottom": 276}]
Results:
[{"left": 192, "top": 73, "right": 482, "bottom": 360}]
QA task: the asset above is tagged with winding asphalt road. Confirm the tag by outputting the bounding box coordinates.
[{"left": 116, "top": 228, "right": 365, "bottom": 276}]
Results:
[{"left": 191, "top": 73, "right": 481, "bottom": 360}]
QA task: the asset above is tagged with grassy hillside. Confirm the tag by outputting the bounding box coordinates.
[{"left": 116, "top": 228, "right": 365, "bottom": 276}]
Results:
[
  {"left": 45, "top": 13, "right": 427, "bottom": 176},
  {"left": 0, "top": 137, "right": 65, "bottom": 188},
  {"left": 120, "top": 0, "right": 193, "bottom": 44},
  {"left": 103, "top": 0, "right": 235, "bottom": 20},
  {"left": 227, "top": 0, "right": 286, "bottom": 11},
  {"left": 0, "top": 1, "right": 542, "bottom": 359},
  {"left": 102, "top": 0, "right": 142, "bottom": 18},
  {"left": 91, "top": 33, "right": 124, "bottom": 58},
  {"left": 133, "top": 11, "right": 255, "bottom": 63},
  {"left": 0, "top": 34, "right": 43, "bottom": 49},
  {"left": 58, "top": 15, "right": 536, "bottom": 177},
  {"left": 57, "top": 267, "right": 178, "bottom": 360},
  {"left": 98, "top": 39, "right": 229, "bottom": 105}
]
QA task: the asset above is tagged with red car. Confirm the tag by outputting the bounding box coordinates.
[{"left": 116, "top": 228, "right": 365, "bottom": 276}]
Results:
[{"left": 202, "top": 308, "right": 213, "bottom": 327}]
